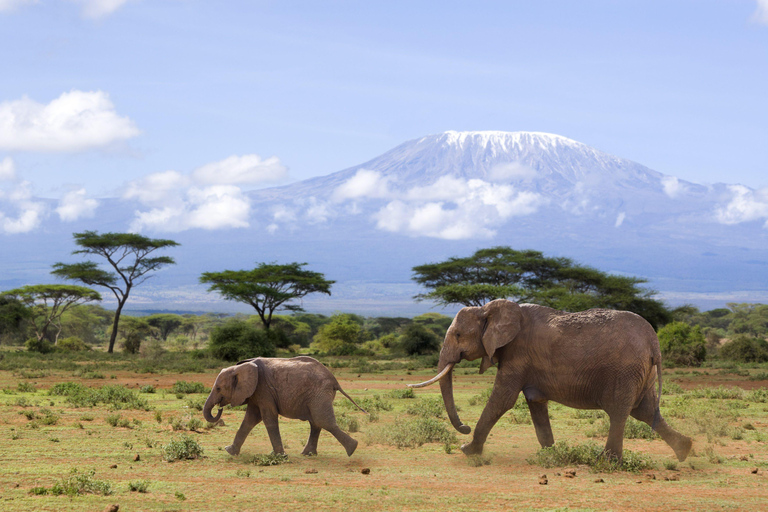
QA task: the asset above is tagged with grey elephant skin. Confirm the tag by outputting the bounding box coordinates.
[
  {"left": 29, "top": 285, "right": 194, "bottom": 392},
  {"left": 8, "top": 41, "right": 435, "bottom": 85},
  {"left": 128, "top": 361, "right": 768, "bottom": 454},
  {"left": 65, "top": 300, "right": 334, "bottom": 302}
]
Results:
[
  {"left": 410, "top": 299, "right": 692, "bottom": 461},
  {"left": 203, "top": 356, "right": 365, "bottom": 457}
]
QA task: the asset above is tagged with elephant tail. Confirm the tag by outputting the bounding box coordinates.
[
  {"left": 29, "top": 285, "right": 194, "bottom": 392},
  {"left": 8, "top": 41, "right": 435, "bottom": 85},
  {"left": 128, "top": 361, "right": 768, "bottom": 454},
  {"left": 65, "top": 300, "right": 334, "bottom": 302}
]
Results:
[
  {"left": 651, "top": 355, "right": 663, "bottom": 431},
  {"left": 336, "top": 386, "right": 367, "bottom": 414}
]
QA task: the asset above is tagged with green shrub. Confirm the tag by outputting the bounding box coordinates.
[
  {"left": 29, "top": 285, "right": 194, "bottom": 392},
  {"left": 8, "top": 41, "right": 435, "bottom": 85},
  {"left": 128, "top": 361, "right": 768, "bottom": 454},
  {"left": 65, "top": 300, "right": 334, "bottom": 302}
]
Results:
[
  {"left": 336, "top": 412, "right": 360, "bottom": 433},
  {"left": 719, "top": 335, "right": 768, "bottom": 363},
  {"left": 657, "top": 322, "right": 706, "bottom": 366},
  {"left": 208, "top": 321, "right": 276, "bottom": 362},
  {"left": 171, "top": 380, "right": 208, "bottom": 394},
  {"left": 49, "top": 382, "right": 149, "bottom": 410},
  {"left": 526, "top": 441, "right": 655, "bottom": 472},
  {"left": 17, "top": 382, "right": 35, "bottom": 393},
  {"left": 400, "top": 323, "right": 441, "bottom": 356},
  {"left": 25, "top": 338, "right": 54, "bottom": 354},
  {"left": 49, "top": 469, "right": 113, "bottom": 496},
  {"left": 469, "top": 387, "right": 493, "bottom": 406},
  {"left": 57, "top": 337, "right": 91, "bottom": 352},
  {"left": 128, "top": 480, "right": 150, "bottom": 493},
  {"left": 105, "top": 413, "right": 130, "bottom": 428},
  {"left": 162, "top": 435, "right": 204, "bottom": 462},
  {"left": 405, "top": 397, "right": 445, "bottom": 418},
  {"left": 366, "top": 417, "right": 457, "bottom": 448},
  {"left": 140, "top": 385, "right": 156, "bottom": 393},
  {"left": 247, "top": 452, "right": 290, "bottom": 466},
  {"left": 387, "top": 388, "right": 415, "bottom": 399}
]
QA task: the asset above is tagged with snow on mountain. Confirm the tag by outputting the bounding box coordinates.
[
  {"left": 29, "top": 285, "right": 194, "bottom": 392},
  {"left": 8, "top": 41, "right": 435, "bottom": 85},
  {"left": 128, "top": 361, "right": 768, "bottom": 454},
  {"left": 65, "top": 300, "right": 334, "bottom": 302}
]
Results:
[{"left": 3, "top": 130, "right": 767, "bottom": 314}]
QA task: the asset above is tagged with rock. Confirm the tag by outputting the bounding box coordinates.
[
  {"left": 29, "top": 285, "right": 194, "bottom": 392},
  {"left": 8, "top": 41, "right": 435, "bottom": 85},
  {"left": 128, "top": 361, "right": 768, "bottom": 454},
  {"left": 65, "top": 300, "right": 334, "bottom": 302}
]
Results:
[
  {"left": 594, "top": 478, "right": 604, "bottom": 483},
  {"left": 564, "top": 469, "right": 576, "bottom": 478},
  {"left": 305, "top": 469, "right": 318, "bottom": 474},
  {"left": 646, "top": 473, "right": 656, "bottom": 480},
  {"left": 110, "top": 465, "right": 118, "bottom": 469},
  {"left": 751, "top": 468, "right": 759, "bottom": 474},
  {"left": 361, "top": 468, "right": 371, "bottom": 475},
  {"left": 133, "top": 454, "right": 140, "bottom": 462},
  {"left": 538, "top": 476, "right": 548, "bottom": 485},
  {"left": 103, "top": 505, "right": 119, "bottom": 512},
  {"left": 740, "top": 455, "right": 749, "bottom": 461}
]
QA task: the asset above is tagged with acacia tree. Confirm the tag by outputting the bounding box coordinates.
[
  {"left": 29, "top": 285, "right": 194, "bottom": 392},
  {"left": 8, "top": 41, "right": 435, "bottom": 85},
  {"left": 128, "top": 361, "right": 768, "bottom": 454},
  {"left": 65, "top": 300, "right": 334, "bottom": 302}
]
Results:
[
  {"left": 1, "top": 285, "right": 101, "bottom": 346},
  {"left": 51, "top": 231, "right": 179, "bottom": 353},
  {"left": 413, "top": 246, "right": 672, "bottom": 329},
  {"left": 200, "top": 262, "right": 334, "bottom": 330}
]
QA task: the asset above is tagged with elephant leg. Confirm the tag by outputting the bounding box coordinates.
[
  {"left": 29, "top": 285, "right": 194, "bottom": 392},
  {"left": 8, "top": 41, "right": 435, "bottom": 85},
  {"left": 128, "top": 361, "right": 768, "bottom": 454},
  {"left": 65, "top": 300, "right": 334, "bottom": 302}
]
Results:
[
  {"left": 630, "top": 388, "right": 692, "bottom": 462},
  {"left": 603, "top": 410, "right": 629, "bottom": 460},
  {"left": 324, "top": 423, "right": 358, "bottom": 456},
  {"left": 312, "top": 408, "right": 357, "bottom": 456},
  {"left": 262, "top": 413, "right": 285, "bottom": 455},
  {"left": 226, "top": 405, "right": 262, "bottom": 456},
  {"left": 302, "top": 423, "right": 321, "bottom": 456},
  {"left": 527, "top": 400, "right": 554, "bottom": 448},
  {"left": 461, "top": 385, "right": 521, "bottom": 456}
]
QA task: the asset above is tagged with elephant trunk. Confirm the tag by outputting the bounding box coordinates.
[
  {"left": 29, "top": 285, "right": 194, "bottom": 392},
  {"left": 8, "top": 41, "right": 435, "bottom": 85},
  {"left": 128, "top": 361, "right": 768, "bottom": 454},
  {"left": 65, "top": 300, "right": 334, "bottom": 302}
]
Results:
[
  {"left": 438, "top": 363, "right": 472, "bottom": 435},
  {"left": 203, "top": 393, "right": 223, "bottom": 424}
]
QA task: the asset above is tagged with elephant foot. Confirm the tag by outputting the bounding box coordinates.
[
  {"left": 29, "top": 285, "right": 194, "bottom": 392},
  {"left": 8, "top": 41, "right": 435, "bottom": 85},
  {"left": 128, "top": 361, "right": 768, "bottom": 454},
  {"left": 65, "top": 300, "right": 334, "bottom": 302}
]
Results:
[
  {"left": 344, "top": 438, "right": 358, "bottom": 457},
  {"left": 225, "top": 445, "right": 240, "bottom": 456},
  {"left": 673, "top": 436, "right": 693, "bottom": 462},
  {"left": 301, "top": 448, "right": 317, "bottom": 456},
  {"left": 460, "top": 442, "right": 483, "bottom": 456}
]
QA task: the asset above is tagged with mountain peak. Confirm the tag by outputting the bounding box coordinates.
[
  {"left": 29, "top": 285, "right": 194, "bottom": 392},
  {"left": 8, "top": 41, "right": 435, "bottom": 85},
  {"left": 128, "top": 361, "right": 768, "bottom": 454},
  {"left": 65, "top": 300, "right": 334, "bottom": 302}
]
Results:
[{"left": 431, "top": 130, "right": 583, "bottom": 150}]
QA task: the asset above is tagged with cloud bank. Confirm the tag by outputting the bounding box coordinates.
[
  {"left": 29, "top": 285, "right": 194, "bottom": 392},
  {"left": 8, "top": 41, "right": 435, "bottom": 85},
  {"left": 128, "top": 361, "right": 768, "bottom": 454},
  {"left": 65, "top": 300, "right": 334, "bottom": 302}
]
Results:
[
  {"left": 125, "top": 154, "right": 288, "bottom": 232},
  {"left": 755, "top": 0, "right": 768, "bottom": 25},
  {"left": 0, "top": 161, "right": 46, "bottom": 234},
  {"left": 0, "top": 90, "right": 139, "bottom": 152},
  {"left": 716, "top": 185, "right": 768, "bottom": 227}
]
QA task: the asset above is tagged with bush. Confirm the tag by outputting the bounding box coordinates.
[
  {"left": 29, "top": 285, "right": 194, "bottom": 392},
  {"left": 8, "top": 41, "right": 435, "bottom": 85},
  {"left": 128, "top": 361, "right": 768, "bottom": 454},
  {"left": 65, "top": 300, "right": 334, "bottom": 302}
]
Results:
[
  {"left": 657, "top": 322, "right": 706, "bottom": 366},
  {"left": 400, "top": 323, "right": 441, "bottom": 356},
  {"left": 719, "top": 335, "right": 768, "bottom": 363},
  {"left": 57, "top": 337, "right": 90, "bottom": 352},
  {"left": 162, "top": 435, "right": 204, "bottom": 462},
  {"left": 49, "top": 468, "right": 113, "bottom": 496},
  {"left": 25, "top": 337, "right": 54, "bottom": 354},
  {"left": 246, "top": 452, "right": 290, "bottom": 466},
  {"left": 527, "top": 441, "right": 655, "bottom": 472},
  {"left": 405, "top": 397, "right": 445, "bottom": 418},
  {"left": 366, "top": 417, "right": 457, "bottom": 449},
  {"left": 208, "top": 321, "right": 276, "bottom": 362},
  {"left": 387, "top": 388, "right": 415, "bottom": 399},
  {"left": 171, "top": 380, "right": 208, "bottom": 394},
  {"left": 128, "top": 480, "right": 150, "bottom": 493}
]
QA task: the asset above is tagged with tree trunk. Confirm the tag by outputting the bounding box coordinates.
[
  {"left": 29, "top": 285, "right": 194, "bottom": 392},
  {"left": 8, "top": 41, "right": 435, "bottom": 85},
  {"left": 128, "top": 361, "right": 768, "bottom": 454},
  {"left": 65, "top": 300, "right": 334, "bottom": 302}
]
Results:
[{"left": 108, "top": 300, "right": 126, "bottom": 354}]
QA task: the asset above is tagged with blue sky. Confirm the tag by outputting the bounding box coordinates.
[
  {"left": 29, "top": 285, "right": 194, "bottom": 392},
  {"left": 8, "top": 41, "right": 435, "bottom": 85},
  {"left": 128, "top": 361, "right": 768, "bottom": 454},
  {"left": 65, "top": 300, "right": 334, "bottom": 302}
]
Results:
[{"left": 0, "top": 0, "right": 767, "bottom": 234}]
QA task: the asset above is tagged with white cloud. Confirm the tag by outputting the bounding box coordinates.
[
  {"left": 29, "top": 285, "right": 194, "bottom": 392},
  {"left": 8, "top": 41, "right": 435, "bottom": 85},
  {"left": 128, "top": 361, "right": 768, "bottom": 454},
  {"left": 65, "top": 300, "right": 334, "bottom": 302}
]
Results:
[
  {"left": 615, "top": 212, "right": 626, "bottom": 228},
  {"left": 0, "top": 90, "right": 139, "bottom": 152},
  {"left": 56, "top": 188, "right": 99, "bottom": 222},
  {"left": 0, "top": 0, "right": 36, "bottom": 12},
  {"left": 0, "top": 157, "right": 15, "bottom": 181},
  {"left": 70, "top": 0, "right": 133, "bottom": 19},
  {"left": 489, "top": 161, "right": 538, "bottom": 182},
  {"left": 129, "top": 185, "right": 251, "bottom": 232},
  {"left": 332, "top": 169, "right": 392, "bottom": 201},
  {"left": 124, "top": 153, "right": 290, "bottom": 232},
  {"left": 372, "top": 177, "right": 545, "bottom": 239},
  {"left": 0, "top": 180, "right": 46, "bottom": 234},
  {"left": 716, "top": 185, "right": 768, "bottom": 226},
  {"left": 123, "top": 170, "right": 189, "bottom": 206},
  {"left": 754, "top": 0, "right": 768, "bottom": 25},
  {"left": 192, "top": 155, "right": 288, "bottom": 186},
  {"left": 661, "top": 176, "right": 684, "bottom": 198}
]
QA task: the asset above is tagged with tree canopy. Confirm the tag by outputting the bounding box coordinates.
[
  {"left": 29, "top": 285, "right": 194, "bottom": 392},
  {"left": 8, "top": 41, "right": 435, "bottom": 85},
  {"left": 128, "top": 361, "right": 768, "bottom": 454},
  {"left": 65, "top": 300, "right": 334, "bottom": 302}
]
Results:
[
  {"left": 412, "top": 246, "right": 672, "bottom": 328},
  {"left": 1, "top": 284, "right": 101, "bottom": 347},
  {"left": 200, "top": 262, "right": 334, "bottom": 330},
  {"left": 51, "top": 231, "right": 179, "bottom": 353}
]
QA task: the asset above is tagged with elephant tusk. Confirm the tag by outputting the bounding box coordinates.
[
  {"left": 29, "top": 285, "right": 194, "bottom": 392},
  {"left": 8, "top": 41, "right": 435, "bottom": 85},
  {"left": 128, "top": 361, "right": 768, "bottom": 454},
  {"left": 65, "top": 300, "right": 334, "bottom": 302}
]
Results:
[{"left": 407, "top": 363, "right": 455, "bottom": 388}]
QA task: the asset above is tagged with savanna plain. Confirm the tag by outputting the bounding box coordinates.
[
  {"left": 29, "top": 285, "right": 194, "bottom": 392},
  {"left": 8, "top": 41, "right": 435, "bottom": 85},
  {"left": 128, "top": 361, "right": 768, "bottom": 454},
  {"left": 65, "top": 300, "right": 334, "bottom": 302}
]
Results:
[{"left": 1, "top": 351, "right": 767, "bottom": 512}]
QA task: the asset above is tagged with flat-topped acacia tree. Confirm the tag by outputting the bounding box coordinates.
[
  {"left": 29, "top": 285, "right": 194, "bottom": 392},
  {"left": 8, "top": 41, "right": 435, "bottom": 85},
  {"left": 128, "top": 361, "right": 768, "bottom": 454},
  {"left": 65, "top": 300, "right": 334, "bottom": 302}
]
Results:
[
  {"left": 1, "top": 284, "right": 101, "bottom": 346},
  {"left": 52, "top": 231, "right": 179, "bottom": 353},
  {"left": 200, "top": 262, "right": 334, "bottom": 330}
]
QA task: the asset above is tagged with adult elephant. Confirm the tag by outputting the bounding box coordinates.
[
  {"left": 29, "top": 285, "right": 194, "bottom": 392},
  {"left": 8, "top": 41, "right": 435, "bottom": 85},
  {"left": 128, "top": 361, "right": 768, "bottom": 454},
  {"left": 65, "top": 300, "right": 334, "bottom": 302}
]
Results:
[{"left": 409, "top": 299, "right": 692, "bottom": 461}]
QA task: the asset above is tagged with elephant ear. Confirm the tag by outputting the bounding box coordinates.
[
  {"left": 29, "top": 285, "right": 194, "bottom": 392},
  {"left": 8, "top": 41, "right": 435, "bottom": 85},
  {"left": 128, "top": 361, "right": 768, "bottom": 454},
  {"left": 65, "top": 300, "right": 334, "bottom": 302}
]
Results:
[
  {"left": 230, "top": 361, "right": 259, "bottom": 407},
  {"left": 481, "top": 299, "right": 522, "bottom": 366}
]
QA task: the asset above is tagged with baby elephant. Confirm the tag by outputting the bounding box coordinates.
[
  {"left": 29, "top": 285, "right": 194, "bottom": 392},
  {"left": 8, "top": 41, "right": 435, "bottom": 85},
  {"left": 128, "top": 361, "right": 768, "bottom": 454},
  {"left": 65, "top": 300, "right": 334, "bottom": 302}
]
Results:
[{"left": 203, "top": 356, "right": 365, "bottom": 457}]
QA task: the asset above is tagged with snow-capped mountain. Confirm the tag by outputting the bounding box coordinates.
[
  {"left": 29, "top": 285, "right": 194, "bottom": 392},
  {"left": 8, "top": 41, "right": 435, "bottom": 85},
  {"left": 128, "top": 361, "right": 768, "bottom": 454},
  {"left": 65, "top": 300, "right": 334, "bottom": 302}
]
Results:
[{"left": 2, "top": 131, "right": 767, "bottom": 314}]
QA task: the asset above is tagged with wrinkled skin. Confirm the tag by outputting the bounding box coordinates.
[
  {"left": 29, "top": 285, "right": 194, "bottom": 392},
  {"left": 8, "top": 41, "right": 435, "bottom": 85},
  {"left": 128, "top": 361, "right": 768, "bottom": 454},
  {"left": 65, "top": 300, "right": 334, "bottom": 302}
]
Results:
[
  {"left": 203, "top": 356, "right": 363, "bottom": 457},
  {"left": 412, "top": 299, "right": 692, "bottom": 461}
]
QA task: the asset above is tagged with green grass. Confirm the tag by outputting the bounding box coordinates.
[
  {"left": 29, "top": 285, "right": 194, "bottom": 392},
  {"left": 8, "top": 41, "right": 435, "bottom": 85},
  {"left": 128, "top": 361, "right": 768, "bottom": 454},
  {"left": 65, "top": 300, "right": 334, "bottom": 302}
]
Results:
[{"left": 366, "top": 416, "right": 457, "bottom": 449}]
